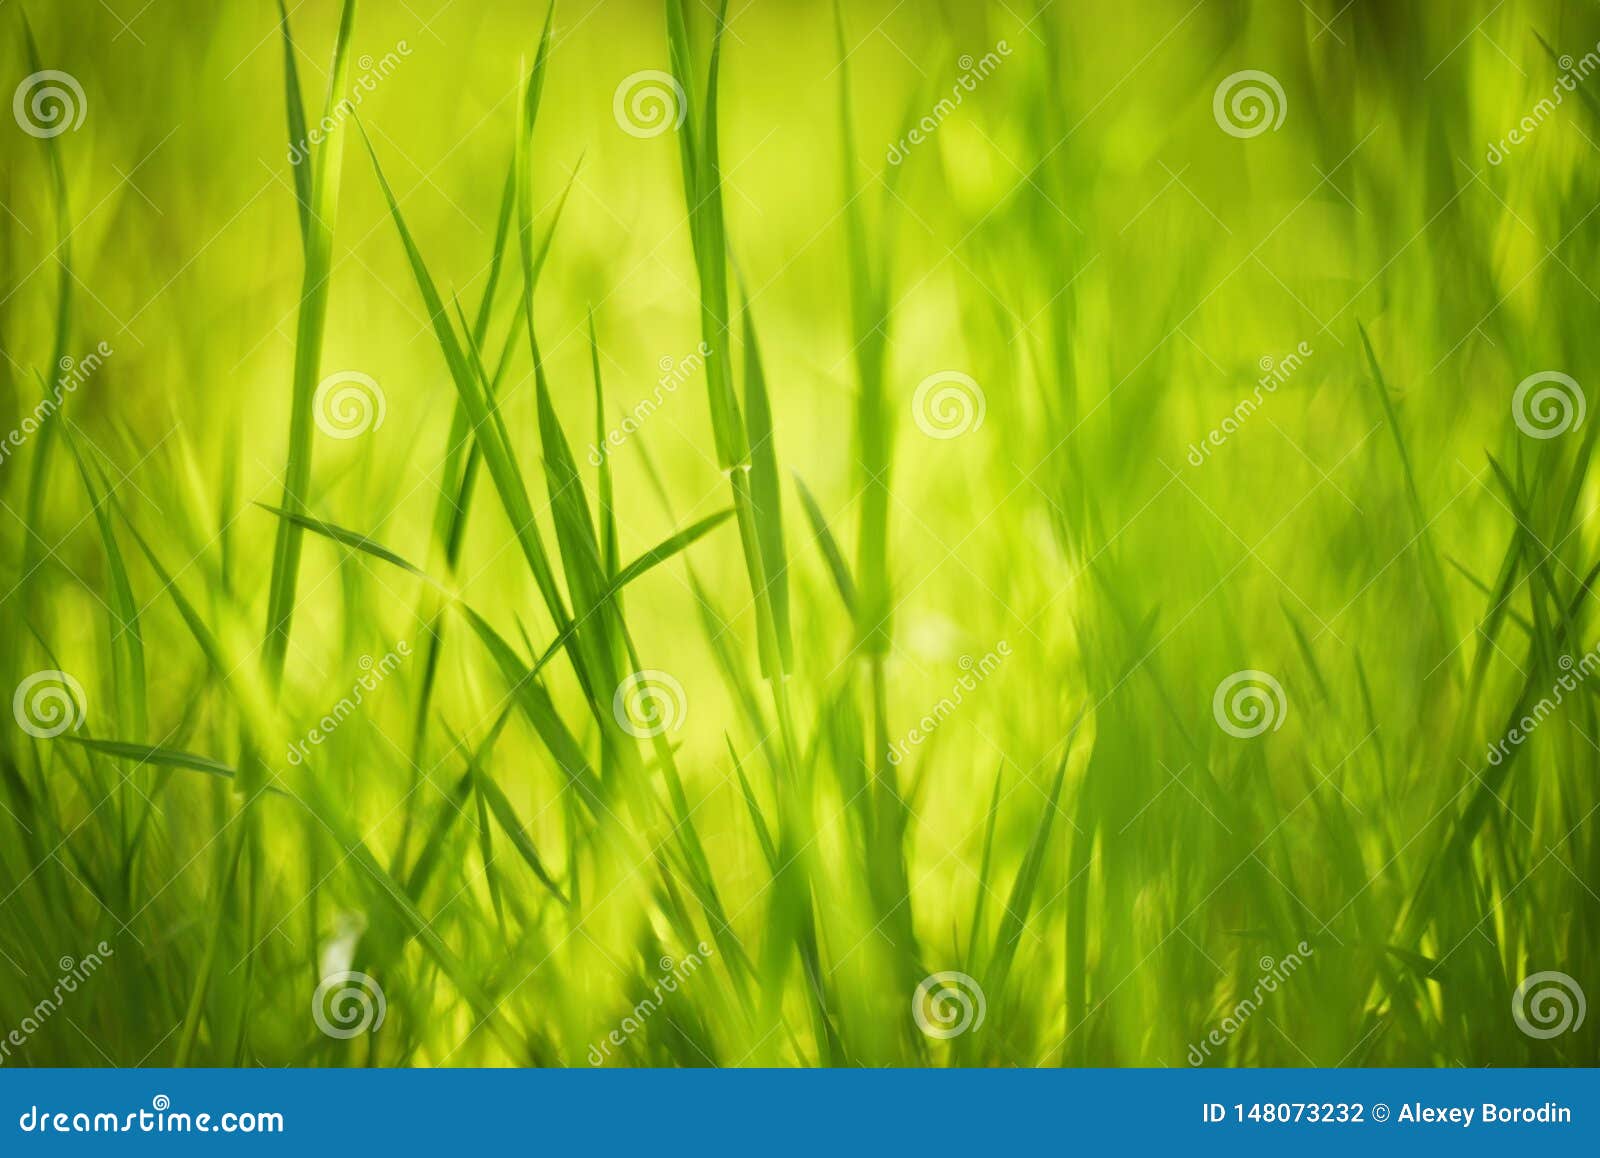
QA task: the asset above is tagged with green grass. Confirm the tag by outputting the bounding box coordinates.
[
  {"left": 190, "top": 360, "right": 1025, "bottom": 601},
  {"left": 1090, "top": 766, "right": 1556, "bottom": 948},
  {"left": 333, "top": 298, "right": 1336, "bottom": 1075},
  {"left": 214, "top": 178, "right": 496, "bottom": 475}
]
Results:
[{"left": 1, "top": 0, "right": 1598, "bottom": 1067}]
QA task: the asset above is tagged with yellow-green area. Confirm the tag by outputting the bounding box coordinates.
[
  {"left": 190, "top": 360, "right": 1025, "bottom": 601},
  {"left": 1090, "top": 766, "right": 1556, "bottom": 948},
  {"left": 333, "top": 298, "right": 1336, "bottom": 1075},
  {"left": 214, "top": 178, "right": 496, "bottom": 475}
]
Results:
[{"left": 1, "top": 0, "right": 1597, "bottom": 1066}]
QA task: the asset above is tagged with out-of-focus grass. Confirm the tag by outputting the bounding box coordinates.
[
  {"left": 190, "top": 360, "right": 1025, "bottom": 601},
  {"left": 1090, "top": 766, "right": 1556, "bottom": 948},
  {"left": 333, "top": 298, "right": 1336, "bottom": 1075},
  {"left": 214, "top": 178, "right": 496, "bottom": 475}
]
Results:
[{"left": 1, "top": 0, "right": 1598, "bottom": 1066}]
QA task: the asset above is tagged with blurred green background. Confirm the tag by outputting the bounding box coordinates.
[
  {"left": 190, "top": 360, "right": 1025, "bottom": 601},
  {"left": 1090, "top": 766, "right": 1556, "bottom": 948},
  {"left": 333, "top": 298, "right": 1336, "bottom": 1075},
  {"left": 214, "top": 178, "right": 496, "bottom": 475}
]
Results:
[{"left": 1, "top": 0, "right": 1597, "bottom": 1066}]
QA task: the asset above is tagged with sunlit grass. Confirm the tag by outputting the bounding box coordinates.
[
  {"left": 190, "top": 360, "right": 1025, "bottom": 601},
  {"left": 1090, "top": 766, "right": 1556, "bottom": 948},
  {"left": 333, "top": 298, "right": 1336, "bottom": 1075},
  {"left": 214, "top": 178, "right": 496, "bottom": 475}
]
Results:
[{"left": 1, "top": 0, "right": 1598, "bottom": 1067}]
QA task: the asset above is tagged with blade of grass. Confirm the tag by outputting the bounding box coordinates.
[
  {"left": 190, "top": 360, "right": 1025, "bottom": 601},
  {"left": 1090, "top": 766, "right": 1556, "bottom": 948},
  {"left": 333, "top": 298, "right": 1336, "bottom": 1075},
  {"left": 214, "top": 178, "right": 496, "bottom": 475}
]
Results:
[
  {"left": 15, "top": 12, "right": 75, "bottom": 620},
  {"left": 740, "top": 294, "right": 792, "bottom": 674},
  {"left": 277, "top": 0, "right": 312, "bottom": 245},
  {"left": 261, "top": 0, "right": 358, "bottom": 693},
  {"left": 793, "top": 472, "right": 857, "bottom": 615},
  {"left": 360, "top": 121, "right": 585, "bottom": 698}
]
